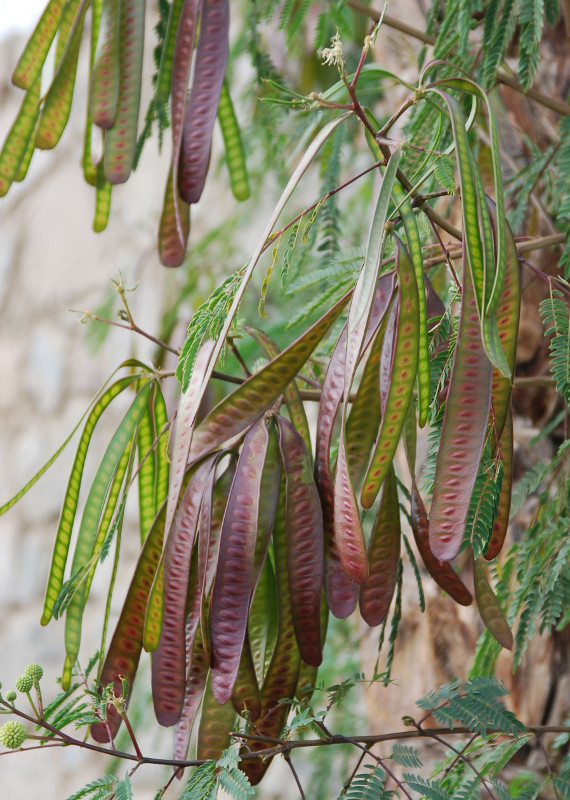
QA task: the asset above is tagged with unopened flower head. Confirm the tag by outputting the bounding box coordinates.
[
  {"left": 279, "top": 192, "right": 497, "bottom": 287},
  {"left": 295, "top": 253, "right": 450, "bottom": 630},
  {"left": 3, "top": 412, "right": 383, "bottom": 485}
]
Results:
[{"left": 321, "top": 30, "right": 343, "bottom": 67}]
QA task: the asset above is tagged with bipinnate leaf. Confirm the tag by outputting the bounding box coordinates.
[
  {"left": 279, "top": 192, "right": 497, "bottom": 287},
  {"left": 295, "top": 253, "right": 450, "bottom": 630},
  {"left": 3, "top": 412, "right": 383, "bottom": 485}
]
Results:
[
  {"left": 218, "top": 78, "right": 250, "bottom": 202},
  {"left": 361, "top": 237, "right": 420, "bottom": 509},
  {"left": 104, "top": 0, "right": 145, "bottom": 183},
  {"left": 473, "top": 557, "right": 513, "bottom": 650},
  {"left": 90, "top": 0, "right": 121, "bottom": 129},
  {"left": 210, "top": 420, "right": 268, "bottom": 704},
  {"left": 428, "top": 249, "right": 492, "bottom": 561},
  {"left": 359, "top": 465, "right": 401, "bottom": 626},
  {"left": 91, "top": 496, "right": 170, "bottom": 743},
  {"left": 11, "top": 0, "right": 65, "bottom": 89},
  {"left": 64, "top": 382, "right": 153, "bottom": 683},
  {"left": 278, "top": 415, "right": 324, "bottom": 667},
  {"left": 315, "top": 325, "right": 359, "bottom": 618},
  {"left": 178, "top": 0, "right": 229, "bottom": 204},
  {"left": 151, "top": 457, "right": 215, "bottom": 725},
  {"left": 411, "top": 482, "right": 472, "bottom": 606},
  {"left": 196, "top": 673, "right": 236, "bottom": 760},
  {"left": 188, "top": 289, "right": 351, "bottom": 463}
]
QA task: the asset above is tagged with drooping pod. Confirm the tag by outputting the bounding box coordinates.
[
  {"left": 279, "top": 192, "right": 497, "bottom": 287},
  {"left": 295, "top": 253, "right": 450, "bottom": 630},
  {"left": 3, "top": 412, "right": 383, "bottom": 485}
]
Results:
[
  {"left": 277, "top": 415, "right": 324, "bottom": 667},
  {"left": 178, "top": 0, "right": 230, "bottom": 204},
  {"left": 473, "top": 557, "right": 513, "bottom": 649},
  {"left": 210, "top": 420, "right": 269, "bottom": 704},
  {"left": 90, "top": 0, "right": 121, "bottom": 129},
  {"left": 428, "top": 244, "right": 493, "bottom": 561}
]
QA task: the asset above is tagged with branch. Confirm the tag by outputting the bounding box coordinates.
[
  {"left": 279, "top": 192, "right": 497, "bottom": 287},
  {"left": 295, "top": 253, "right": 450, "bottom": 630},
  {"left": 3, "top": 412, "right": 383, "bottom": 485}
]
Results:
[{"left": 346, "top": 0, "right": 570, "bottom": 116}]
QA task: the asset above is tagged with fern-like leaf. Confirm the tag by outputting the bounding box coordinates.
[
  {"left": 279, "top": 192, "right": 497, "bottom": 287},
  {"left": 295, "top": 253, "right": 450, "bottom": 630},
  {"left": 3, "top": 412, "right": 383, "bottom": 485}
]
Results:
[
  {"left": 65, "top": 776, "right": 118, "bottom": 800},
  {"left": 540, "top": 290, "right": 570, "bottom": 404},
  {"left": 390, "top": 744, "right": 423, "bottom": 768}
]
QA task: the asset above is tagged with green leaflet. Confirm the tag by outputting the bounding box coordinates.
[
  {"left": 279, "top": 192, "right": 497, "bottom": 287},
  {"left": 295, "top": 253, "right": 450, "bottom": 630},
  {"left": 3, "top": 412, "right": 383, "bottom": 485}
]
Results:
[
  {"left": 246, "top": 326, "right": 311, "bottom": 452},
  {"left": 35, "top": 0, "right": 87, "bottom": 150},
  {"left": 0, "top": 79, "right": 41, "bottom": 197},
  {"left": 104, "top": 0, "right": 145, "bottom": 183},
  {"left": 93, "top": 162, "right": 112, "bottom": 232},
  {"left": 155, "top": 0, "right": 185, "bottom": 103},
  {"left": 41, "top": 375, "right": 140, "bottom": 625},
  {"left": 392, "top": 184, "right": 430, "bottom": 427},
  {"left": 431, "top": 77, "right": 506, "bottom": 316},
  {"left": 189, "top": 288, "right": 351, "bottom": 463},
  {"left": 11, "top": 0, "right": 66, "bottom": 89},
  {"left": 90, "top": 0, "right": 121, "bottom": 130},
  {"left": 218, "top": 78, "right": 250, "bottom": 202},
  {"left": 137, "top": 400, "right": 156, "bottom": 544},
  {"left": 361, "top": 238, "right": 420, "bottom": 509},
  {"left": 63, "top": 381, "right": 153, "bottom": 683},
  {"left": 473, "top": 557, "right": 513, "bottom": 650}
]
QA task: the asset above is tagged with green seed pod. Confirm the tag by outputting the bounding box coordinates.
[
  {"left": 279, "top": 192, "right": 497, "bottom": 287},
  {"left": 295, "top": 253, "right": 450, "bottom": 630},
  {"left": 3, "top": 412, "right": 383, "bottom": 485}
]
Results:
[
  {"left": 0, "top": 721, "right": 27, "bottom": 749},
  {"left": 15, "top": 674, "right": 33, "bottom": 693},
  {"left": 24, "top": 664, "right": 43, "bottom": 683},
  {"left": 5, "top": 691, "right": 17, "bottom": 702}
]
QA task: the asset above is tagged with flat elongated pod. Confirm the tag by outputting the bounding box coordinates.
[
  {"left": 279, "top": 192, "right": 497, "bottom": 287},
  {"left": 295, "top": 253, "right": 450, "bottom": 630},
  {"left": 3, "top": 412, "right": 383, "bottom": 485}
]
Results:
[
  {"left": 0, "top": 80, "right": 41, "bottom": 197},
  {"left": 315, "top": 326, "right": 358, "bottom": 618},
  {"left": 151, "top": 458, "right": 215, "bottom": 726},
  {"left": 178, "top": 0, "right": 229, "bottom": 203},
  {"left": 246, "top": 327, "right": 311, "bottom": 452},
  {"left": 41, "top": 375, "right": 139, "bottom": 625},
  {"left": 488, "top": 203, "right": 520, "bottom": 441},
  {"left": 359, "top": 465, "right": 401, "bottom": 626},
  {"left": 240, "top": 477, "right": 301, "bottom": 786},
  {"left": 196, "top": 673, "right": 236, "bottom": 760},
  {"left": 12, "top": 0, "right": 65, "bottom": 89},
  {"left": 153, "top": 385, "right": 170, "bottom": 509},
  {"left": 93, "top": 163, "right": 113, "bottom": 232},
  {"left": 218, "top": 78, "right": 250, "bottom": 201},
  {"left": 90, "top": 497, "right": 170, "bottom": 743},
  {"left": 278, "top": 416, "right": 324, "bottom": 667},
  {"left": 334, "top": 436, "right": 368, "bottom": 584},
  {"left": 173, "top": 623, "right": 209, "bottom": 761},
  {"left": 485, "top": 408, "right": 513, "bottom": 560},
  {"left": 210, "top": 421, "right": 269, "bottom": 704},
  {"left": 251, "top": 426, "right": 281, "bottom": 592},
  {"left": 428, "top": 249, "right": 493, "bottom": 561},
  {"left": 159, "top": 166, "right": 191, "bottom": 267},
  {"left": 189, "top": 289, "right": 351, "bottom": 462},
  {"left": 296, "top": 595, "right": 328, "bottom": 701},
  {"left": 248, "top": 556, "right": 278, "bottom": 684},
  {"left": 137, "top": 402, "right": 156, "bottom": 543},
  {"left": 346, "top": 274, "right": 395, "bottom": 488},
  {"left": 411, "top": 482, "right": 472, "bottom": 606},
  {"left": 170, "top": 0, "right": 201, "bottom": 169},
  {"left": 231, "top": 633, "right": 262, "bottom": 720},
  {"left": 35, "top": 1, "right": 86, "bottom": 150},
  {"left": 361, "top": 238, "right": 420, "bottom": 509},
  {"left": 156, "top": 0, "right": 186, "bottom": 104},
  {"left": 64, "top": 383, "right": 153, "bottom": 680},
  {"left": 90, "top": 0, "right": 121, "bottom": 129},
  {"left": 104, "top": 0, "right": 145, "bottom": 183},
  {"left": 473, "top": 557, "right": 513, "bottom": 649}
]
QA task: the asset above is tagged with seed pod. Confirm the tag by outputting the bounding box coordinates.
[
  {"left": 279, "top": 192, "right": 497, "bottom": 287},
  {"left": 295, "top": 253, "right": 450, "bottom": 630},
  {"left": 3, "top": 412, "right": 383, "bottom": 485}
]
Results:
[
  {"left": 91, "top": 497, "right": 170, "bottom": 743},
  {"left": 411, "top": 481, "right": 472, "bottom": 606},
  {"left": 0, "top": 80, "right": 41, "bottom": 197},
  {"left": 428, "top": 245, "right": 493, "bottom": 561},
  {"left": 90, "top": 0, "right": 121, "bottom": 129},
  {"left": 159, "top": 166, "right": 191, "bottom": 267},
  {"left": 173, "top": 611, "right": 209, "bottom": 761},
  {"left": 178, "top": 0, "right": 230, "bottom": 203},
  {"left": 196, "top": 672, "right": 237, "bottom": 760},
  {"left": 11, "top": 0, "right": 65, "bottom": 89},
  {"left": 361, "top": 238, "right": 420, "bottom": 509},
  {"left": 231, "top": 634, "right": 262, "bottom": 720},
  {"left": 314, "top": 326, "right": 358, "bottom": 618},
  {"left": 334, "top": 436, "right": 368, "bottom": 584},
  {"left": 473, "top": 557, "right": 513, "bottom": 649},
  {"left": 218, "top": 78, "right": 250, "bottom": 201},
  {"left": 484, "top": 408, "right": 513, "bottom": 560},
  {"left": 151, "top": 457, "right": 215, "bottom": 726},
  {"left": 278, "top": 416, "right": 324, "bottom": 667},
  {"left": 359, "top": 465, "right": 401, "bottom": 626},
  {"left": 210, "top": 420, "right": 269, "bottom": 704}
]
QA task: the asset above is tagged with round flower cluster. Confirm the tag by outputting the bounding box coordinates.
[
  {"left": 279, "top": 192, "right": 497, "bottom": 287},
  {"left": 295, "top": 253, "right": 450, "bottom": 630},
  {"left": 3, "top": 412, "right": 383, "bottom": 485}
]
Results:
[
  {"left": 15, "top": 674, "right": 34, "bottom": 693},
  {"left": 0, "top": 721, "right": 27, "bottom": 749}
]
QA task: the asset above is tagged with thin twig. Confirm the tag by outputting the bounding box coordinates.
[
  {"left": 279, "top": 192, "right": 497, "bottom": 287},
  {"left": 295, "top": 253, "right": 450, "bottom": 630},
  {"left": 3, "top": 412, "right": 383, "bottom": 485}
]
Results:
[{"left": 284, "top": 751, "right": 307, "bottom": 800}]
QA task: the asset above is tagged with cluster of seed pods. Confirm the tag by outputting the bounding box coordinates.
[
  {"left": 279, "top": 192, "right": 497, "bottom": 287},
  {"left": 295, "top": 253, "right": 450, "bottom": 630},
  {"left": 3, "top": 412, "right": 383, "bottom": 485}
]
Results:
[
  {"left": 1, "top": 0, "right": 245, "bottom": 255},
  {"left": 84, "top": 214, "right": 519, "bottom": 777}
]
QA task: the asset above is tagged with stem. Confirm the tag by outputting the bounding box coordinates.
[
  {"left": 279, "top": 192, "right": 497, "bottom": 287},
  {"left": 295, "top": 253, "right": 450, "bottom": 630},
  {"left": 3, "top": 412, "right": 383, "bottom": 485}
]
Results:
[
  {"left": 85, "top": 314, "right": 179, "bottom": 356},
  {"left": 346, "top": 0, "right": 570, "bottom": 116},
  {"left": 284, "top": 751, "right": 307, "bottom": 800}
]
